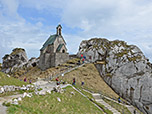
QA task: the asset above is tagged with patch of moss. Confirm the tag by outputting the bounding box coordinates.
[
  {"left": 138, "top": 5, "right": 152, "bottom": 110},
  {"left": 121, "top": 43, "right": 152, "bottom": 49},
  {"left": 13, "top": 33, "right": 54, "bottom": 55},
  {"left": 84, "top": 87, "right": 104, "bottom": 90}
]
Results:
[
  {"left": 93, "top": 45, "right": 99, "bottom": 49},
  {"left": 111, "top": 40, "right": 127, "bottom": 48},
  {"left": 127, "top": 56, "right": 142, "bottom": 62},
  {"left": 147, "top": 62, "right": 152, "bottom": 68},
  {"left": 115, "top": 50, "right": 128, "bottom": 58},
  {"left": 106, "top": 73, "right": 112, "bottom": 78}
]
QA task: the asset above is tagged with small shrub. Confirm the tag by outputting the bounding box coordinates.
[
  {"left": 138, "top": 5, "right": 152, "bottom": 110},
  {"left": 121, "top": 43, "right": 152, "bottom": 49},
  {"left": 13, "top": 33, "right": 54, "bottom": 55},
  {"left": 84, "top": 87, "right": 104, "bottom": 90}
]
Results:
[{"left": 3, "top": 102, "right": 11, "bottom": 107}]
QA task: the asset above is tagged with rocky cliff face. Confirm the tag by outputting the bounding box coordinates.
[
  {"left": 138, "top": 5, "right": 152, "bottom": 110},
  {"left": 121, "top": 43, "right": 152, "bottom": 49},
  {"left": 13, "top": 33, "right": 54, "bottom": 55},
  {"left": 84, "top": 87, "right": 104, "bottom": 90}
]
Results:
[
  {"left": 77, "top": 38, "right": 152, "bottom": 114},
  {"left": 2, "top": 48, "right": 39, "bottom": 74}
]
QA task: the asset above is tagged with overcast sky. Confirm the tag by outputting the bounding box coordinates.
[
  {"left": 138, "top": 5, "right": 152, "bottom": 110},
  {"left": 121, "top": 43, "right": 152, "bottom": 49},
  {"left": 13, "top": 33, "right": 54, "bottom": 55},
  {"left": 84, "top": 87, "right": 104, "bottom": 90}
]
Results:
[{"left": 0, "top": 0, "right": 152, "bottom": 62}]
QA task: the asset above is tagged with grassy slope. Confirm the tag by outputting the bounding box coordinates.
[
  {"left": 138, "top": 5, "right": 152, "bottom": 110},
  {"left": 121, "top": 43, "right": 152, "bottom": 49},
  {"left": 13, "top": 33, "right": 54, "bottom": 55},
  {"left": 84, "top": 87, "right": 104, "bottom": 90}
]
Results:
[
  {"left": 17, "top": 66, "right": 68, "bottom": 82},
  {"left": 8, "top": 86, "right": 103, "bottom": 114},
  {"left": 0, "top": 72, "right": 27, "bottom": 86},
  {"left": 60, "top": 63, "right": 119, "bottom": 98},
  {"left": 18, "top": 60, "right": 119, "bottom": 98},
  {"left": 17, "top": 58, "right": 80, "bottom": 82}
]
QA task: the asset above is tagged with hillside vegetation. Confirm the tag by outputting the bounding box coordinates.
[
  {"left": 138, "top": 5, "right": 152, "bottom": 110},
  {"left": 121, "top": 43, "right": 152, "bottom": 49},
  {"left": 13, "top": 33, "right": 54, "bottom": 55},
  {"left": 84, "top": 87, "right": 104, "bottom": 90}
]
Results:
[
  {"left": 13, "top": 58, "right": 119, "bottom": 98},
  {"left": 60, "top": 63, "right": 119, "bottom": 98},
  {"left": 14, "top": 57, "right": 119, "bottom": 98},
  {"left": 7, "top": 86, "right": 103, "bottom": 114},
  {"left": 15, "top": 58, "right": 80, "bottom": 82},
  {"left": 0, "top": 72, "right": 27, "bottom": 86}
]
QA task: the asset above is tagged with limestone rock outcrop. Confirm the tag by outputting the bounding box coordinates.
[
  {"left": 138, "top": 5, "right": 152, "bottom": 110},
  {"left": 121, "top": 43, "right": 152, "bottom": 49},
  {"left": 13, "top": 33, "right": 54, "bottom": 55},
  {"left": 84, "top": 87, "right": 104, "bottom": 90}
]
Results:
[
  {"left": 77, "top": 38, "right": 152, "bottom": 114},
  {"left": 2, "top": 48, "right": 39, "bottom": 74},
  {"left": 2, "top": 48, "right": 28, "bottom": 73}
]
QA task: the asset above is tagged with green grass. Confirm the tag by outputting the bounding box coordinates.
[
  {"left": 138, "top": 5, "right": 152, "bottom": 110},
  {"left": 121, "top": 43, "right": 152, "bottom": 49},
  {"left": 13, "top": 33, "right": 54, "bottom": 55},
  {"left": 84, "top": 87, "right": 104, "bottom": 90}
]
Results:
[
  {"left": 94, "top": 101, "right": 113, "bottom": 114},
  {"left": 7, "top": 86, "right": 103, "bottom": 114},
  {"left": 103, "top": 98, "right": 131, "bottom": 114},
  {"left": 73, "top": 84, "right": 94, "bottom": 100},
  {"left": 72, "top": 85, "right": 113, "bottom": 114},
  {"left": 0, "top": 72, "right": 27, "bottom": 86}
]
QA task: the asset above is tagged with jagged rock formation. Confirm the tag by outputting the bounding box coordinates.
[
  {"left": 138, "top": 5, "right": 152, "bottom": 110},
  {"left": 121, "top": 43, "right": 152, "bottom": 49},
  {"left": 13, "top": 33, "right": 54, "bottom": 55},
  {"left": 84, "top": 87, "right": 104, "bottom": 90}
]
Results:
[
  {"left": 2, "top": 48, "right": 39, "bottom": 74},
  {"left": 77, "top": 38, "right": 152, "bottom": 114},
  {"left": 2, "top": 48, "right": 28, "bottom": 73}
]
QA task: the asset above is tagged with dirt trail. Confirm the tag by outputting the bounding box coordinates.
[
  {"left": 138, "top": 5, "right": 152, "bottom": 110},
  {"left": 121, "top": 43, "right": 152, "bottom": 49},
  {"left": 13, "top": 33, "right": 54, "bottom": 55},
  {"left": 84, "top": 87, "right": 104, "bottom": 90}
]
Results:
[{"left": 0, "top": 94, "right": 22, "bottom": 114}]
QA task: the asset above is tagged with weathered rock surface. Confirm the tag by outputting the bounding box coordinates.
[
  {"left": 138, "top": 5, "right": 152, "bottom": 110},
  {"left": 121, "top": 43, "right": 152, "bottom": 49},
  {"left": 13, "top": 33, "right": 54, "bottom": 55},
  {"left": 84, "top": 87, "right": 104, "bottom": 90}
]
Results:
[
  {"left": 2, "top": 48, "right": 39, "bottom": 74},
  {"left": 2, "top": 48, "right": 28, "bottom": 73},
  {"left": 77, "top": 38, "right": 152, "bottom": 114}
]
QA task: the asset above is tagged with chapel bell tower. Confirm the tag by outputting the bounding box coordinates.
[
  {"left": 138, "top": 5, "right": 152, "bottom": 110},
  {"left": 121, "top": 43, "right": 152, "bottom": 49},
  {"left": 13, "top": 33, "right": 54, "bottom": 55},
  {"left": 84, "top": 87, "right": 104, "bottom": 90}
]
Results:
[{"left": 56, "top": 24, "right": 62, "bottom": 36}]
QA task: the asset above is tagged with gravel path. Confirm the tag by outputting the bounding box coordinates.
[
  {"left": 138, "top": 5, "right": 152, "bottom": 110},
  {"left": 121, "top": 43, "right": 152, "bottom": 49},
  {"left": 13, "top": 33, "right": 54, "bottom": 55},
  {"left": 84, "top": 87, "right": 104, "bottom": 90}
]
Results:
[
  {"left": 0, "top": 94, "right": 23, "bottom": 114},
  {"left": 0, "top": 80, "right": 65, "bottom": 114}
]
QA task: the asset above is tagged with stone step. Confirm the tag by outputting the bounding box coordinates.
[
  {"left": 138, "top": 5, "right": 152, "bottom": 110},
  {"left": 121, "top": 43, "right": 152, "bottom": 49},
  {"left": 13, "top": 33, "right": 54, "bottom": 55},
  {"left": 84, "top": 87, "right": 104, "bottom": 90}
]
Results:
[
  {"left": 92, "top": 93, "right": 101, "bottom": 99},
  {"left": 93, "top": 93, "right": 121, "bottom": 114}
]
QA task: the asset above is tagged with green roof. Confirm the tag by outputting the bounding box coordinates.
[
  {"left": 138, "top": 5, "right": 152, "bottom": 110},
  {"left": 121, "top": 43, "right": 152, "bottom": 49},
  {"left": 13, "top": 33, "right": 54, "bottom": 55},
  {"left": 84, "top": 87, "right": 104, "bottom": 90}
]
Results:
[
  {"left": 40, "top": 34, "right": 57, "bottom": 51},
  {"left": 56, "top": 44, "right": 64, "bottom": 52}
]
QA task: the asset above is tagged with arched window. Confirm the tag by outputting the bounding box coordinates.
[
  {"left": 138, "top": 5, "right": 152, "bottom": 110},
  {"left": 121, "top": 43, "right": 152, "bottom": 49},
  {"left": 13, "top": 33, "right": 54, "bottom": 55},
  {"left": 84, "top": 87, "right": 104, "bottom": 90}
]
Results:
[
  {"left": 59, "top": 28, "right": 61, "bottom": 35},
  {"left": 62, "top": 49, "right": 65, "bottom": 53}
]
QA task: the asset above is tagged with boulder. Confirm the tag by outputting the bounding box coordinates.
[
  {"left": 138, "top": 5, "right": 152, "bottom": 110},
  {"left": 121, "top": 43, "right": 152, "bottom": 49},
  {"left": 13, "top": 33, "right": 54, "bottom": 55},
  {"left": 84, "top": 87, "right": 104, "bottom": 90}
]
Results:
[
  {"left": 0, "top": 87, "right": 4, "bottom": 93},
  {"left": 77, "top": 38, "right": 152, "bottom": 114},
  {"left": 12, "top": 98, "right": 18, "bottom": 105},
  {"left": 47, "top": 90, "right": 51, "bottom": 94},
  {"left": 53, "top": 86, "right": 64, "bottom": 93},
  {"left": 22, "top": 92, "right": 28, "bottom": 98},
  {"left": 18, "top": 97, "right": 22, "bottom": 101},
  {"left": 70, "top": 91, "right": 75, "bottom": 95},
  {"left": 26, "top": 93, "right": 32, "bottom": 97},
  {"left": 7, "top": 74, "right": 10, "bottom": 77},
  {"left": 20, "top": 86, "right": 27, "bottom": 91},
  {"left": 38, "top": 91, "right": 46, "bottom": 95},
  {"left": 57, "top": 97, "right": 61, "bottom": 102}
]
